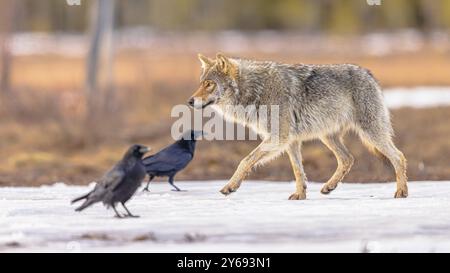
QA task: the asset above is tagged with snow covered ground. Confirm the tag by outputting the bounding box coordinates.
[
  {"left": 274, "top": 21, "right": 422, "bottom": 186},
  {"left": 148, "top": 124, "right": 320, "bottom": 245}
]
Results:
[
  {"left": 384, "top": 87, "right": 450, "bottom": 109},
  {"left": 1, "top": 181, "right": 450, "bottom": 253}
]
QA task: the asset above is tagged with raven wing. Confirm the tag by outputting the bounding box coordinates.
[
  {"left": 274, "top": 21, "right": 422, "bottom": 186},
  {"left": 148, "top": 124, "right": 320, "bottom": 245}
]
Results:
[
  {"left": 96, "top": 167, "right": 126, "bottom": 192},
  {"left": 74, "top": 168, "right": 125, "bottom": 209},
  {"left": 143, "top": 148, "right": 193, "bottom": 173}
]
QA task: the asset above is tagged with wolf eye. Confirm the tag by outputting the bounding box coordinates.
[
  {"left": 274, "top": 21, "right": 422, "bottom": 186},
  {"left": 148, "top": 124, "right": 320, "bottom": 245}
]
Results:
[{"left": 204, "top": 81, "right": 212, "bottom": 87}]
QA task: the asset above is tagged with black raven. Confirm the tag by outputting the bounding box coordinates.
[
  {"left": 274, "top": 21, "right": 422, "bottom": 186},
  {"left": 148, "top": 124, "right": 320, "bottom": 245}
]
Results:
[
  {"left": 71, "top": 144, "right": 149, "bottom": 218},
  {"left": 142, "top": 130, "right": 202, "bottom": 192}
]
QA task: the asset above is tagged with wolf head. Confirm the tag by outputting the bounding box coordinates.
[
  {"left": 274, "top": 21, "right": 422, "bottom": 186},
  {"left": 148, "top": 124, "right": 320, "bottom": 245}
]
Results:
[{"left": 188, "top": 53, "right": 239, "bottom": 109}]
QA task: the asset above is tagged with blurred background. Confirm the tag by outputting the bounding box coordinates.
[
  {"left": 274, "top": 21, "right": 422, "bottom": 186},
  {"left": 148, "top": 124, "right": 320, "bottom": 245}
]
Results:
[{"left": 0, "top": 0, "right": 449, "bottom": 186}]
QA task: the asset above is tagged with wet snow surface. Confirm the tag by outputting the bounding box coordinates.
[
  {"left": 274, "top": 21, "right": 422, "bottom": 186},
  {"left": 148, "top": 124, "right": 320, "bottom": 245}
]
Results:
[
  {"left": 384, "top": 87, "right": 450, "bottom": 109},
  {"left": 1, "top": 181, "right": 450, "bottom": 252}
]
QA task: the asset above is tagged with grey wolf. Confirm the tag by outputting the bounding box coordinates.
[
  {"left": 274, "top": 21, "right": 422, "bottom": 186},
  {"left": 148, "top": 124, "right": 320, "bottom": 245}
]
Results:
[
  {"left": 71, "top": 144, "right": 149, "bottom": 217},
  {"left": 188, "top": 53, "right": 407, "bottom": 200},
  {"left": 142, "top": 130, "right": 202, "bottom": 192}
]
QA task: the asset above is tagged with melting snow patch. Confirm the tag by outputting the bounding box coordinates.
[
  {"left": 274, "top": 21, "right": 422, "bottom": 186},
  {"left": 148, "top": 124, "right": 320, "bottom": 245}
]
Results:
[
  {"left": 384, "top": 87, "right": 450, "bottom": 109},
  {"left": 1, "top": 181, "right": 450, "bottom": 252}
]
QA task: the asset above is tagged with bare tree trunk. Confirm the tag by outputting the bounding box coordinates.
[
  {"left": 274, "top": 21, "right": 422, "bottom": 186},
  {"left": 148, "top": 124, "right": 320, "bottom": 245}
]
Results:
[
  {"left": 312, "top": 0, "right": 333, "bottom": 32},
  {"left": 84, "top": 0, "right": 117, "bottom": 143},
  {"left": 102, "top": 0, "right": 116, "bottom": 112},
  {"left": 0, "top": 37, "right": 12, "bottom": 94},
  {"left": 85, "top": 0, "right": 116, "bottom": 115},
  {"left": 86, "top": 0, "right": 104, "bottom": 111},
  {"left": 0, "top": 0, "right": 16, "bottom": 94},
  {"left": 418, "top": 0, "right": 437, "bottom": 33}
]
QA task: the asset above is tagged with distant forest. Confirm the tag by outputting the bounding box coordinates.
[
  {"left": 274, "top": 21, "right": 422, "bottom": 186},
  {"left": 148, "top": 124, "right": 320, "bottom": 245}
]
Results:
[{"left": 4, "top": 0, "right": 450, "bottom": 33}]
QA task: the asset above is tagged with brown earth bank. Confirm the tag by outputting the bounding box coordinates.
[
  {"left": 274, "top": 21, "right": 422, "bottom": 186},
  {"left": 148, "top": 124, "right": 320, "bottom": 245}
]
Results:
[{"left": 0, "top": 106, "right": 449, "bottom": 187}]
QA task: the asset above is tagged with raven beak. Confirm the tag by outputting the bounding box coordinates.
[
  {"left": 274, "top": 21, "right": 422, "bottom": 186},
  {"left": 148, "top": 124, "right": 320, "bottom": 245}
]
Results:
[
  {"left": 194, "top": 131, "right": 205, "bottom": 139},
  {"left": 140, "top": 146, "right": 150, "bottom": 154}
]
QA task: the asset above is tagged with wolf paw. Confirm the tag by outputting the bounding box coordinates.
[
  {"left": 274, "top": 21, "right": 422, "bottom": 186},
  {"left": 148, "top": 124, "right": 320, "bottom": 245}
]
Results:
[
  {"left": 320, "top": 183, "right": 337, "bottom": 195},
  {"left": 394, "top": 188, "right": 408, "bottom": 198},
  {"left": 288, "top": 192, "right": 306, "bottom": 200},
  {"left": 220, "top": 183, "right": 239, "bottom": 195}
]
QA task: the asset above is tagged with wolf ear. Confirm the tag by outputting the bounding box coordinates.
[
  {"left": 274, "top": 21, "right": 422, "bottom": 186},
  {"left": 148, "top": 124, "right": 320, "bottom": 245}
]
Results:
[
  {"left": 216, "top": 53, "right": 232, "bottom": 74},
  {"left": 216, "top": 53, "right": 238, "bottom": 78},
  {"left": 216, "top": 53, "right": 238, "bottom": 77},
  {"left": 198, "top": 54, "right": 213, "bottom": 70}
]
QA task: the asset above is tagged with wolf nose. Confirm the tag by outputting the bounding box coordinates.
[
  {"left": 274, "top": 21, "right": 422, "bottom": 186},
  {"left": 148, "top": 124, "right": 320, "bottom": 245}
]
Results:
[{"left": 188, "top": 98, "right": 194, "bottom": 107}]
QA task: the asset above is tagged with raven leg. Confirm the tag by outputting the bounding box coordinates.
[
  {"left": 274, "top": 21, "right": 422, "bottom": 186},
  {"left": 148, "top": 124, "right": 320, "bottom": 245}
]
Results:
[
  {"left": 122, "top": 202, "right": 139, "bottom": 218},
  {"left": 169, "top": 175, "right": 182, "bottom": 191},
  {"left": 112, "top": 204, "right": 123, "bottom": 218},
  {"left": 142, "top": 175, "right": 155, "bottom": 192}
]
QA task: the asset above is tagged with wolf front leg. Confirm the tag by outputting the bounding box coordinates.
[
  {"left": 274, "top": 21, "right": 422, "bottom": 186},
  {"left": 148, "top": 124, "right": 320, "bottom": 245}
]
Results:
[
  {"left": 286, "top": 140, "right": 307, "bottom": 200},
  {"left": 220, "top": 140, "right": 282, "bottom": 195}
]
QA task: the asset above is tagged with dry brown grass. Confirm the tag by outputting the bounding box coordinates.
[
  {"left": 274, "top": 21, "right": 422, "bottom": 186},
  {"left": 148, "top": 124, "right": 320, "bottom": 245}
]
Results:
[{"left": 0, "top": 48, "right": 449, "bottom": 186}]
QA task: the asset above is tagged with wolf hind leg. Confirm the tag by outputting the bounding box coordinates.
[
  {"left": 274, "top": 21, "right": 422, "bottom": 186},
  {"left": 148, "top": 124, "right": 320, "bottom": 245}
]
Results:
[
  {"left": 359, "top": 129, "right": 408, "bottom": 198},
  {"left": 286, "top": 140, "right": 307, "bottom": 200},
  {"left": 320, "top": 132, "right": 354, "bottom": 194}
]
